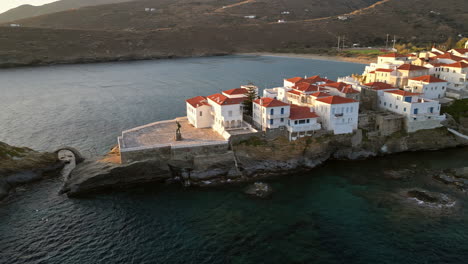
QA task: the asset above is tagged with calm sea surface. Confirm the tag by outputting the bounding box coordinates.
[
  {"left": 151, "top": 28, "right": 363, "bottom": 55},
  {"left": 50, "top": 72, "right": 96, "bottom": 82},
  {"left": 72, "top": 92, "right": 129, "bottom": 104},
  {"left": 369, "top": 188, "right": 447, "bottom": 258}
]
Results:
[{"left": 1, "top": 55, "right": 468, "bottom": 264}]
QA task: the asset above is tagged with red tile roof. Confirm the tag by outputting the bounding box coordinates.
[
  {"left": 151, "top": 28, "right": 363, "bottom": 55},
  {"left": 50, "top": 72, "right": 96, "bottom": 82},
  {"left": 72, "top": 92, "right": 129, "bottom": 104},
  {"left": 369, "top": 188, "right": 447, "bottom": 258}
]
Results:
[
  {"left": 316, "top": 96, "right": 357, "bottom": 105},
  {"left": 434, "top": 53, "right": 465, "bottom": 62},
  {"left": 384, "top": 90, "right": 420, "bottom": 97},
  {"left": 310, "top": 92, "right": 330, "bottom": 97},
  {"left": 285, "top": 77, "right": 304, "bottom": 83},
  {"left": 450, "top": 48, "right": 468, "bottom": 54},
  {"left": 289, "top": 105, "right": 319, "bottom": 120},
  {"left": 287, "top": 90, "right": 302, "bottom": 96},
  {"left": 294, "top": 82, "right": 321, "bottom": 93},
  {"left": 442, "top": 62, "right": 468, "bottom": 69},
  {"left": 186, "top": 96, "right": 209, "bottom": 108},
  {"left": 363, "top": 82, "right": 395, "bottom": 90},
  {"left": 322, "top": 82, "right": 359, "bottom": 94},
  {"left": 397, "top": 64, "right": 428, "bottom": 71},
  {"left": 222, "top": 88, "right": 248, "bottom": 95},
  {"left": 253, "top": 97, "right": 289, "bottom": 107},
  {"left": 207, "top": 93, "right": 246, "bottom": 105},
  {"left": 379, "top": 53, "right": 407, "bottom": 58},
  {"left": 409, "top": 75, "right": 447, "bottom": 83}
]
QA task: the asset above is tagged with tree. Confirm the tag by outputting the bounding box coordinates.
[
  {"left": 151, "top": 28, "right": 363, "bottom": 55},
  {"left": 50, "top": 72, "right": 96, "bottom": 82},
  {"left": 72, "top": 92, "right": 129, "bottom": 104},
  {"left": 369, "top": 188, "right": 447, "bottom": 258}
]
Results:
[
  {"left": 243, "top": 84, "right": 258, "bottom": 117},
  {"left": 455, "top": 38, "right": 468, "bottom": 49},
  {"left": 445, "top": 36, "right": 455, "bottom": 50}
]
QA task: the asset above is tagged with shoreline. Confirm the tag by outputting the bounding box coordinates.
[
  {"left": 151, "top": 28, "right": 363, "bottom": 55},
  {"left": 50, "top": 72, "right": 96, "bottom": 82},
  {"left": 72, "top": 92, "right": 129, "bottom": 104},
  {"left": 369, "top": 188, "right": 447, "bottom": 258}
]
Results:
[
  {"left": 0, "top": 52, "right": 373, "bottom": 69},
  {"left": 238, "top": 52, "right": 374, "bottom": 64}
]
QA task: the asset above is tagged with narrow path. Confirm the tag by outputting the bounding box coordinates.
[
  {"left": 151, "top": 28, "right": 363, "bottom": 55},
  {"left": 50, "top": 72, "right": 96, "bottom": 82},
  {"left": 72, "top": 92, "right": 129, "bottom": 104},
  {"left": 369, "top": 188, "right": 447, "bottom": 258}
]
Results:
[
  {"left": 214, "top": 0, "right": 256, "bottom": 13},
  {"left": 447, "top": 128, "right": 468, "bottom": 141},
  {"left": 268, "top": 0, "right": 392, "bottom": 24}
]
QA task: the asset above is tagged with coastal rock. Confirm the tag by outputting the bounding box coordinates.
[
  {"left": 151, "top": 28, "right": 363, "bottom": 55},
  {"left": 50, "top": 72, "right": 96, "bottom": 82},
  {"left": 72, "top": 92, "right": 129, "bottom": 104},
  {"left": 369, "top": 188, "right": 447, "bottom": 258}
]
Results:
[
  {"left": 0, "top": 141, "right": 61, "bottom": 200},
  {"left": 244, "top": 182, "right": 273, "bottom": 198},
  {"left": 61, "top": 159, "right": 172, "bottom": 197},
  {"left": 433, "top": 168, "right": 468, "bottom": 191},
  {"left": 404, "top": 189, "right": 456, "bottom": 208}
]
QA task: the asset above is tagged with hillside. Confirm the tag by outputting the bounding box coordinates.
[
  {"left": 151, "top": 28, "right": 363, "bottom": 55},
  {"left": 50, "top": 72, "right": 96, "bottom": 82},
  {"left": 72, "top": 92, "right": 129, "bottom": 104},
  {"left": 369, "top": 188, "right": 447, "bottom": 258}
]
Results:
[
  {"left": 7, "top": 0, "right": 380, "bottom": 31},
  {"left": 0, "top": 0, "right": 466, "bottom": 68},
  {"left": 0, "top": 0, "right": 137, "bottom": 24}
]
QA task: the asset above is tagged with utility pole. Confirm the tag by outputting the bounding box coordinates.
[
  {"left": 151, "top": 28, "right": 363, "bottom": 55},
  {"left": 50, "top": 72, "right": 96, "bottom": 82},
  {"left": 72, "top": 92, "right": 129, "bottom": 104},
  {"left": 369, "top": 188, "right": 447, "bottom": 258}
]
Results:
[
  {"left": 342, "top": 35, "right": 345, "bottom": 50},
  {"left": 337, "top": 36, "right": 341, "bottom": 50},
  {"left": 392, "top": 35, "right": 396, "bottom": 50},
  {"left": 385, "top": 34, "right": 389, "bottom": 50}
]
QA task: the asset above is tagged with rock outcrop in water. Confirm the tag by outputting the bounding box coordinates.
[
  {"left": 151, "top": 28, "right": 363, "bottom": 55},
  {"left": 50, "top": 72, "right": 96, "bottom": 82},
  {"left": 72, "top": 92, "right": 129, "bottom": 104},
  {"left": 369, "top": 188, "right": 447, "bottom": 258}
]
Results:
[
  {"left": 0, "top": 141, "right": 62, "bottom": 200},
  {"left": 62, "top": 126, "right": 468, "bottom": 197}
]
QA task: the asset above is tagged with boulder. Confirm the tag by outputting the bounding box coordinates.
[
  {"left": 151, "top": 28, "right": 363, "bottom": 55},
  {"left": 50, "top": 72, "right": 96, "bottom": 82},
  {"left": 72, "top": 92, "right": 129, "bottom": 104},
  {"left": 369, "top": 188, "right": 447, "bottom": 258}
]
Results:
[{"left": 61, "top": 159, "right": 172, "bottom": 197}]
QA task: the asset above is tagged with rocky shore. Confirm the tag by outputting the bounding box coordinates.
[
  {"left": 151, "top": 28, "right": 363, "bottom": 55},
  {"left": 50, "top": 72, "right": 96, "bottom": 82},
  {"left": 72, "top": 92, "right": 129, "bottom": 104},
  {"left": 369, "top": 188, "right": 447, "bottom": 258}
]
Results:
[
  {"left": 0, "top": 142, "right": 64, "bottom": 200},
  {"left": 61, "top": 126, "right": 468, "bottom": 198}
]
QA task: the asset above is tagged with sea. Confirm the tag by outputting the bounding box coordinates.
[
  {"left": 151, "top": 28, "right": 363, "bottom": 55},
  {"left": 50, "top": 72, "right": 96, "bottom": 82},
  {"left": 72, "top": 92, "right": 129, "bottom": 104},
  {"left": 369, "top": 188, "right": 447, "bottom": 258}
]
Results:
[{"left": 1, "top": 55, "right": 467, "bottom": 264}]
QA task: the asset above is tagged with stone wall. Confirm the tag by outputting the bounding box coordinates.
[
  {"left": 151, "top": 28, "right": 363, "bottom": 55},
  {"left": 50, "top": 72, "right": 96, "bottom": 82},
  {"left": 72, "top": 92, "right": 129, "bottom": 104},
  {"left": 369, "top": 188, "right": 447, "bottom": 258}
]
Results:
[
  {"left": 120, "top": 146, "right": 172, "bottom": 164},
  {"left": 376, "top": 114, "right": 405, "bottom": 136},
  {"left": 405, "top": 119, "right": 443, "bottom": 133}
]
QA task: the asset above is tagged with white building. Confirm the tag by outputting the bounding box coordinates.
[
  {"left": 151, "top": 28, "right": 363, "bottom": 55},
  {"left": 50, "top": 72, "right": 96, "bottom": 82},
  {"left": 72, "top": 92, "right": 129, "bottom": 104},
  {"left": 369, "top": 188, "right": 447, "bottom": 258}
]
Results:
[
  {"left": 186, "top": 88, "right": 248, "bottom": 137},
  {"left": 378, "top": 89, "right": 445, "bottom": 132},
  {"left": 252, "top": 97, "right": 290, "bottom": 130},
  {"left": 404, "top": 75, "right": 447, "bottom": 99},
  {"left": 287, "top": 105, "right": 321, "bottom": 140},
  {"left": 436, "top": 62, "right": 468, "bottom": 91},
  {"left": 186, "top": 96, "right": 212, "bottom": 128},
  {"left": 447, "top": 48, "right": 468, "bottom": 59},
  {"left": 314, "top": 96, "right": 359, "bottom": 134}
]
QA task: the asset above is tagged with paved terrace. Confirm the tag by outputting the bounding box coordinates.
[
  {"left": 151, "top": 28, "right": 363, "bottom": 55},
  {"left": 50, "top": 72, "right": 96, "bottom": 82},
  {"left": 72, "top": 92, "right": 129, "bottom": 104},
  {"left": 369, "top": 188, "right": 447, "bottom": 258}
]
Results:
[{"left": 120, "top": 117, "right": 227, "bottom": 151}]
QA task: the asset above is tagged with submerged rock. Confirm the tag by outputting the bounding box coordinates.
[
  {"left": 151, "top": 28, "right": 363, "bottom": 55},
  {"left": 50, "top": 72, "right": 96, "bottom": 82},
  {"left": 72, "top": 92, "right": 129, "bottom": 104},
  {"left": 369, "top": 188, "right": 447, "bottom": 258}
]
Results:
[
  {"left": 404, "top": 189, "right": 456, "bottom": 208},
  {"left": 433, "top": 168, "right": 468, "bottom": 191},
  {"left": 244, "top": 182, "right": 273, "bottom": 198}
]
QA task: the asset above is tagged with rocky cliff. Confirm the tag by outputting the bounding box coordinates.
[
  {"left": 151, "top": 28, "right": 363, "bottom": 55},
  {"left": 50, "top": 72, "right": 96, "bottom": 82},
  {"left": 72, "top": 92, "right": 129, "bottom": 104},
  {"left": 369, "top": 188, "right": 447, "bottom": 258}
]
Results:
[
  {"left": 0, "top": 142, "right": 61, "bottom": 200},
  {"left": 62, "top": 126, "right": 468, "bottom": 197}
]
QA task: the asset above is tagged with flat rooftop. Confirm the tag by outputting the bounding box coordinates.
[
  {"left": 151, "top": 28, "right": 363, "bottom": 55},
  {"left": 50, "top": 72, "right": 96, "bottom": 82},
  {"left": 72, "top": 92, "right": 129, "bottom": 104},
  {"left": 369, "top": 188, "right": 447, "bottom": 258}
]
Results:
[{"left": 120, "top": 117, "right": 227, "bottom": 151}]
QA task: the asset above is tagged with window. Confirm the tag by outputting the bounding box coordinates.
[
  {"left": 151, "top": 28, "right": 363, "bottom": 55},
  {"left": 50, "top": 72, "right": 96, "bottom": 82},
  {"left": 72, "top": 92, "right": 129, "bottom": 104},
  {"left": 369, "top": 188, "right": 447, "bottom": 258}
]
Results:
[
  {"left": 384, "top": 102, "right": 387, "bottom": 106},
  {"left": 306, "top": 119, "right": 310, "bottom": 123},
  {"left": 270, "top": 109, "right": 274, "bottom": 115},
  {"left": 270, "top": 119, "right": 274, "bottom": 125},
  {"left": 200, "top": 111, "right": 203, "bottom": 117},
  {"left": 414, "top": 108, "right": 418, "bottom": 115},
  {"left": 294, "top": 120, "right": 298, "bottom": 125},
  {"left": 228, "top": 110, "right": 232, "bottom": 117},
  {"left": 281, "top": 108, "right": 284, "bottom": 114},
  {"left": 299, "top": 120, "right": 306, "bottom": 124},
  {"left": 429, "top": 107, "right": 434, "bottom": 113},
  {"left": 280, "top": 118, "right": 284, "bottom": 122},
  {"left": 404, "top": 107, "right": 406, "bottom": 112},
  {"left": 404, "top": 97, "right": 412, "bottom": 103},
  {"left": 396, "top": 105, "right": 398, "bottom": 109}
]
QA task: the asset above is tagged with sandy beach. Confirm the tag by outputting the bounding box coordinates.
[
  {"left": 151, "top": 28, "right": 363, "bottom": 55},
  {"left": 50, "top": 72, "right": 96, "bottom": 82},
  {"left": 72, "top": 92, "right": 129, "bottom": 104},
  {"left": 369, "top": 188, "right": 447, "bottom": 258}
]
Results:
[{"left": 239, "top": 52, "right": 374, "bottom": 64}]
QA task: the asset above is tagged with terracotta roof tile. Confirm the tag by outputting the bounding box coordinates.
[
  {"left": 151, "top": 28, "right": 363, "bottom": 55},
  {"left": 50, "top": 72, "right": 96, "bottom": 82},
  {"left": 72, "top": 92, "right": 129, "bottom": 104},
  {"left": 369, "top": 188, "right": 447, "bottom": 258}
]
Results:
[
  {"left": 186, "top": 96, "right": 209, "bottom": 108},
  {"left": 253, "top": 97, "right": 289, "bottom": 107},
  {"left": 289, "top": 105, "right": 319, "bottom": 120},
  {"left": 316, "top": 96, "right": 357, "bottom": 105},
  {"left": 207, "top": 93, "right": 246, "bottom": 105},
  {"left": 409, "top": 75, "right": 447, "bottom": 83}
]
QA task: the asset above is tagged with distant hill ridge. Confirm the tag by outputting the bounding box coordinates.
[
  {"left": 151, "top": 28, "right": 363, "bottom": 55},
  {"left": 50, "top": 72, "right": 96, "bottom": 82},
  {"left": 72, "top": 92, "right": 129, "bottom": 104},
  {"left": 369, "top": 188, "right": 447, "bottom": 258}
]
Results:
[{"left": 0, "top": 0, "right": 137, "bottom": 23}]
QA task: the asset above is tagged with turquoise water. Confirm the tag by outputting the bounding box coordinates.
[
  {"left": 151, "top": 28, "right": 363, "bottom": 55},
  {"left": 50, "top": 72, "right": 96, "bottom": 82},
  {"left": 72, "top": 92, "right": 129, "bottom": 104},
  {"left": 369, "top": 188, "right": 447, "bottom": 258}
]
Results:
[{"left": 1, "top": 56, "right": 468, "bottom": 263}]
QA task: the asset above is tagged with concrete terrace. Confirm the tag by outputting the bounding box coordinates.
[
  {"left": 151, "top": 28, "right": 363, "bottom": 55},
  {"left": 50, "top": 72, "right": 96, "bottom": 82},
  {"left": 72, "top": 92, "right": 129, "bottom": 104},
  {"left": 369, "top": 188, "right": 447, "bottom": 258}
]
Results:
[{"left": 119, "top": 117, "right": 228, "bottom": 152}]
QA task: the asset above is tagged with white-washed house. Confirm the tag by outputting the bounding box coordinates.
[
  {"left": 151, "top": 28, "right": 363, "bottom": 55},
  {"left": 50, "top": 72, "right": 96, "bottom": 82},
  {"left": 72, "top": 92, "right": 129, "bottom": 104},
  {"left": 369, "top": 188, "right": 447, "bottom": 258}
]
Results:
[{"left": 314, "top": 96, "right": 359, "bottom": 134}]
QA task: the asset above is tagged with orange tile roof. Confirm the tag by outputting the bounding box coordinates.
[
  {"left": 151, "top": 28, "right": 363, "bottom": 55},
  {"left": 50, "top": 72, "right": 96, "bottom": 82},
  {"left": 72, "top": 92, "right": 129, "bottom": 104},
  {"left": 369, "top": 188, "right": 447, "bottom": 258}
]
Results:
[
  {"left": 287, "top": 90, "right": 302, "bottom": 96},
  {"left": 186, "top": 96, "right": 209, "bottom": 108},
  {"left": 294, "top": 82, "right": 321, "bottom": 93},
  {"left": 323, "top": 82, "right": 359, "bottom": 94},
  {"left": 434, "top": 53, "right": 465, "bottom": 61},
  {"left": 207, "top": 93, "right": 246, "bottom": 105},
  {"left": 316, "top": 96, "right": 357, "bottom": 105},
  {"left": 253, "top": 97, "right": 289, "bottom": 107},
  {"left": 222, "top": 88, "right": 248, "bottom": 95},
  {"left": 364, "top": 82, "right": 396, "bottom": 90},
  {"left": 310, "top": 92, "right": 330, "bottom": 97},
  {"left": 397, "top": 64, "right": 428, "bottom": 71},
  {"left": 286, "top": 77, "right": 304, "bottom": 83},
  {"left": 442, "top": 62, "right": 468, "bottom": 69},
  {"left": 409, "top": 75, "right": 447, "bottom": 83},
  {"left": 289, "top": 105, "right": 319, "bottom": 120},
  {"left": 450, "top": 48, "right": 468, "bottom": 54},
  {"left": 384, "top": 90, "right": 420, "bottom": 97}
]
